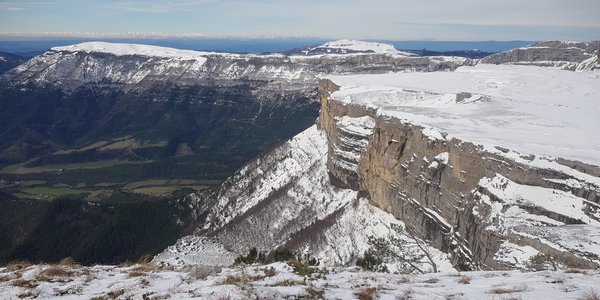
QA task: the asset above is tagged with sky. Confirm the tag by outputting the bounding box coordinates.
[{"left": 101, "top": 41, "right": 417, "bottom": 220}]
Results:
[{"left": 0, "top": 0, "right": 599, "bottom": 41}]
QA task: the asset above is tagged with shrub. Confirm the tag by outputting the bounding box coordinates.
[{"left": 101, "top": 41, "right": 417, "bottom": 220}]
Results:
[
  {"left": 272, "top": 249, "right": 295, "bottom": 262},
  {"left": 287, "top": 259, "right": 327, "bottom": 277},
  {"left": 356, "top": 251, "right": 387, "bottom": 272},
  {"left": 234, "top": 247, "right": 266, "bottom": 265}
]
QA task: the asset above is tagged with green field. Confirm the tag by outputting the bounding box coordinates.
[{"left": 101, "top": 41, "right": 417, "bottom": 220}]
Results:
[
  {"left": 1, "top": 160, "right": 139, "bottom": 175},
  {"left": 22, "top": 187, "right": 89, "bottom": 196}
]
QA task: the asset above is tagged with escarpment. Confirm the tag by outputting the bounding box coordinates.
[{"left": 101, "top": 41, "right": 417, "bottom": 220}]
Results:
[{"left": 318, "top": 69, "right": 600, "bottom": 270}]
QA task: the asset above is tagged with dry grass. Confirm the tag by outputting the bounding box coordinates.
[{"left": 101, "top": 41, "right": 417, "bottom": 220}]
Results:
[
  {"left": 271, "top": 279, "right": 304, "bottom": 286},
  {"left": 398, "top": 276, "right": 411, "bottom": 283},
  {"left": 128, "top": 263, "right": 161, "bottom": 277},
  {"left": 11, "top": 278, "right": 38, "bottom": 289},
  {"left": 58, "top": 257, "right": 80, "bottom": 267},
  {"left": 36, "top": 266, "right": 74, "bottom": 282},
  {"left": 17, "top": 291, "right": 37, "bottom": 299},
  {"left": 457, "top": 275, "right": 471, "bottom": 284},
  {"left": 3, "top": 261, "right": 32, "bottom": 272},
  {"left": 137, "top": 254, "right": 154, "bottom": 264},
  {"left": 579, "top": 289, "right": 600, "bottom": 300},
  {"left": 355, "top": 287, "right": 377, "bottom": 300},
  {"left": 91, "top": 289, "right": 126, "bottom": 300},
  {"left": 305, "top": 286, "right": 325, "bottom": 299},
  {"left": 489, "top": 284, "right": 529, "bottom": 294},
  {"left": 263, "top": 266, "right": 277, "bottom": 277},
  {"left": 398, "top": 288, "right": 414, "bottom": 300},
  {"left": 223, "top": 274, "right": 251, "bottom": 286}
]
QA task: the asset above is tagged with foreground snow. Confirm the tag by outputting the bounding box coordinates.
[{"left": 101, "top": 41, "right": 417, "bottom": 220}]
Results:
[{"left": 1, "top": 262, "right": 599, "bottom": 299}]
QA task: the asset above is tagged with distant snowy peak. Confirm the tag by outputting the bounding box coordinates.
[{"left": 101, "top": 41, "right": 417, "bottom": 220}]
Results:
[
  {"left": 51, "top": 41, "right": 208, "bottom": 59},
  {"left": 320, "top": 39, "right": 397, "bottom": 53},
  {"left": 300, "top": 39, "right": 414, "bottom": 56}
]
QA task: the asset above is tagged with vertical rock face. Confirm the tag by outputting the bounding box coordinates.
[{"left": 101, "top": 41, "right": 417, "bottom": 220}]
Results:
[{"left": 318, "top": 71, "right": 600, "bottom": 270}]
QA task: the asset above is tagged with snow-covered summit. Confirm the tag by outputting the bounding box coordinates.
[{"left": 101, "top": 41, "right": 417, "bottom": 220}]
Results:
[
  {"left": 51, "top": 41, "right": 208, "bottom": 59},
  {"left": 310, "top": 39, "right": 414, "bottom": 56}
]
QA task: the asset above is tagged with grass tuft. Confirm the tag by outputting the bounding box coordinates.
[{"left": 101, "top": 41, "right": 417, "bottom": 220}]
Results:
[
  {"left": 3, "top": 261, "right": 32, "bottom": 272},
  {"left": 355, "top": 287, "right": 377, "bottom": 300},
  {"left": 457, "top": 275, "right": 471, "bottom": 284},
  {"left": 579, "top": 289, "right": 600, "bottom": 300},
  {"left": 36, "top": 266, "right": 74, "bottom": 282}
]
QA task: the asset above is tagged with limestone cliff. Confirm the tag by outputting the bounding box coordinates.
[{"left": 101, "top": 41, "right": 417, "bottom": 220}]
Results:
[{"left": 318, "top": 65, "right": 600, "bottom": 270}]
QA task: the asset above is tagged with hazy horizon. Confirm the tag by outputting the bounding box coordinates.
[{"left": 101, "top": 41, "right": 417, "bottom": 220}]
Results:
[{"left": 1, "top": 0, "right": 598, "bottom": 41}]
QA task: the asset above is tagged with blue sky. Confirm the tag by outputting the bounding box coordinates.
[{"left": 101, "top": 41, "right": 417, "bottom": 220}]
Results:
[{"left": 0, "top": 0, "right": 599, "bottom": 41}]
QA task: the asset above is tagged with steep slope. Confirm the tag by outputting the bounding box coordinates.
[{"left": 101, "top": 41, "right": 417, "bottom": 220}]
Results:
[
  {"left": 0, "top": 51, "right": 25, "bottom": 75},
  {"left": 160, "top": 63, "right": 600, "bottom": 272},
  {"left": 480, "top": 40, "right": 600, "bottom": 70},
  {"left": 155, "top": 125, "right": 452, "bottom": 273}
]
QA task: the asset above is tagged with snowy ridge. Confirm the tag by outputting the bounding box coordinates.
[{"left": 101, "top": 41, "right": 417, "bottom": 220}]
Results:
[
  {"left": 52, "top": 41, "right": 209, "bottom": 60},
  {"left": 6, "top": 41, "right": 472, "bottom": 90}
]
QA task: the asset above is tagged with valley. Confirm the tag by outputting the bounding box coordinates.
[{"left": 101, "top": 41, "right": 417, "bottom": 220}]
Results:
[{"left": 0, "top": 38, "right": 598, "bottom": 299}]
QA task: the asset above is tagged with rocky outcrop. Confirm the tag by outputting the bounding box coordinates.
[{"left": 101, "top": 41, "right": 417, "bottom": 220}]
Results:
[{"left": 480, "top": 40, "right": 600, "bottom": 71}]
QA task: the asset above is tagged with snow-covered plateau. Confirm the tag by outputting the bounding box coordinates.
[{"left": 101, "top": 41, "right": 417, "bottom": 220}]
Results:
[
  {"left": 2, "top": 262, "right": 600, "bottom": 299},
  {"left": 327, "top": 64, "right": 600, "bottom": 165}
]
